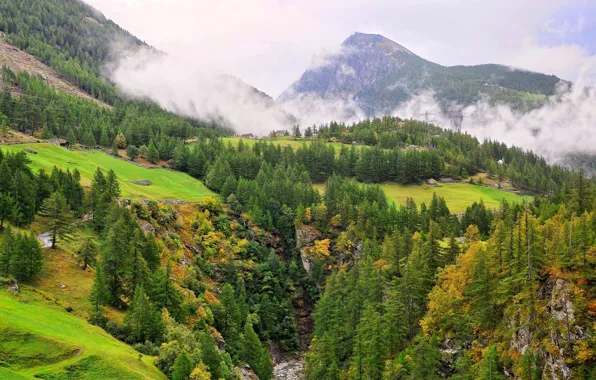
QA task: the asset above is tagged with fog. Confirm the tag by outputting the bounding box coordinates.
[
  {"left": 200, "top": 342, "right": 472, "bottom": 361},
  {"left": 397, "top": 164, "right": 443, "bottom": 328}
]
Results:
[
  {"left": 106, "top": 39, "right": 595, "bottom": 166},
  {"left": 391, "top": 77, "right": 596, "bottom": 163}
]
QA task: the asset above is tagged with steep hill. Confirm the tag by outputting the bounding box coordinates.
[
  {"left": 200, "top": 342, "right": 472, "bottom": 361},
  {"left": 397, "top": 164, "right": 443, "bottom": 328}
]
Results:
[
  {"left": 0, "top": 32, "right": 110, "bottom": 109},
  {"left": 0, "top": 291, "right": 166, "bottom": 379},
  {"left": 279, "top": 32, "right": 563, "bottom": 116}
]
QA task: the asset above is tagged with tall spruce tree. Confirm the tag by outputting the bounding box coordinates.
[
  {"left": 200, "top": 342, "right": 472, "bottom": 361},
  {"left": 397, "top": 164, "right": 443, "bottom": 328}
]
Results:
[{"left": 39, "top": 192, "right": 73, "bottom": 249}]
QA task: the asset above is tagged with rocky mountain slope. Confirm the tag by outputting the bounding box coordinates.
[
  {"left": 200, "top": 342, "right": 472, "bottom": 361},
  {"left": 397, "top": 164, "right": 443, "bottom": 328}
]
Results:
[{"left": 279, "top": 32, "right": 563, "bottom": 116}]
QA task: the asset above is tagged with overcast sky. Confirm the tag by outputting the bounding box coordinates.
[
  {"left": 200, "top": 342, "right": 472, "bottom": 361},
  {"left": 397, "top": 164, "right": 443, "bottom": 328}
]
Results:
[{"left": 84, "top": 0, "right": 596, "bottom": 97}]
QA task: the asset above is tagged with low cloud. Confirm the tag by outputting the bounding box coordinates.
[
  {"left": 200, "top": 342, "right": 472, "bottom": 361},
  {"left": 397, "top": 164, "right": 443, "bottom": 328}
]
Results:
[
  {"left": 105, "top": 43, "right": 295, "bottom": 136},
  {"left": 392, "top": 79, "right": 596, "bottom": 164}
]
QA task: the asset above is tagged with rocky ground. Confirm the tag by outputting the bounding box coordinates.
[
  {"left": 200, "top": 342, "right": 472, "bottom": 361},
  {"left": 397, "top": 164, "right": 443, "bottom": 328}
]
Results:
[{"left": 273, "top": 358, "right": 305, "bottom": 380}]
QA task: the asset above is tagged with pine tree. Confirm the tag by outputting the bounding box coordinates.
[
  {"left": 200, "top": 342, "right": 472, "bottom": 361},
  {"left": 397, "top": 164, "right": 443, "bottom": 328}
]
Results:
[
  {"left": 77, "top": 238, "right": 98, "bottom": 270},
  {"left": 39, "top": 192, "right": 73, "bottom": 249},
  {"left": 0, "top": 193, "right": 15, "bottom": 229},
  {"left": 0, "top": 159, "right": 14, "bottom": 195},
  {"left": 89, "top": 263, "right": 110, "bottom": 314},
  {"left": 106, "top": 169, "right": 121, "bottom": 199},
  {"left": 147, "top": 139, "right": 160, "bottom": 163},
  {"left": 240, "top": 320, "right": 273, "bottom": 380},
  {"left": 0, "top": 227, "right": 15, "bottom": 276},
  {"left": 172, "top": 351, "right": 193, "bottom": 380},
  {"left": 410, "top": 335, "right": 441, "bottom": 379},
  {"left": 149, "top": 263, "right": 184, "bottom": 321},
  {"left": 12, "top": 232, "right": 42, "bottom": 282},
  {"left": 125, "top": 285, "right": 163, "bottom": 343},
  {"left": 99, "top": 126, "right": 110, "bottom": 147},
  {"left": 215, "top": 283, "right": 242, "bottom": 357},
  {"left": 66, "top": 129, "right": 77, "bottom": 146},
  {"left": 83, "top": 130, "right": 96, "bottom": 148},
  {"left": 111, "top": 140, "right": 119, "bottom": 156}
]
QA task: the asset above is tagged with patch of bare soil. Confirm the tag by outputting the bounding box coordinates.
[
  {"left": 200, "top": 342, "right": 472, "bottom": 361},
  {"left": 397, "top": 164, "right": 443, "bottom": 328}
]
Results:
[{"left": 0, "top": 32, "right": 111, "bottom": 109}]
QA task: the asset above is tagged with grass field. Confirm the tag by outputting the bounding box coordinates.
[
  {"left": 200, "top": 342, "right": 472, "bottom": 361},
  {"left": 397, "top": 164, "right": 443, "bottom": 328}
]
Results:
[
  {"left": 314, "top": 182, "right": 532, "bottom": 213},
  {"left": 0, "top": 291, "right": 166, "bottom": 379},
  {"left": 223, "top": 137, "right": 347, "bottom": 152},
  {"left": 379, "top": 183, "right": 533, "bottom": 213},
  {"left": 1, "top": 144, "right": 215, "bottom": 202}
]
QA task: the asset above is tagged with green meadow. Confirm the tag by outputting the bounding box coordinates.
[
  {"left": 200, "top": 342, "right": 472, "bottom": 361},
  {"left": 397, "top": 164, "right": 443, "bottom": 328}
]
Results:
[
  {"left": 379, "top": 182, "right": 533, "bottom": 213},
  {"left": 1, "top": 144, "right": 215, "bottom": 202},
  {"left": 0, "top": 291, "right": 166, "bottom": 379},
  {"left": 314, "top": 182, "right": 532, "bottom": 213},
  {"left": 223, "top": 137, "right": 347, "bottom": 152}
]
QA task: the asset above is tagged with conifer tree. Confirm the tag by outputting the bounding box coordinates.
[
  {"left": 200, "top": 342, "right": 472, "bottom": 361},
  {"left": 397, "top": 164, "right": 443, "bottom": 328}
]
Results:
[
  {"left": 39, "top": 192, "right": 73, "bottom": 249},
  {"left": 240, "top": 320, "right": 273, "bottom": 380},
  {"left": 99, "top": 126, "right": 110, "bottom": 147},
  {"left": 12, "top": 232, "right": 42, "bottom": 282},
  {"left": 172, "top": 351, "right": 193, "bottom": 380},
  {"left": 89, "top": 263, "right": 110, "bottom": 314},
  {"left": 0, "top": 193, "right": 15, "bottom": 229},
  {"left": 0, "top": 227, "right": 15, "bottom": 276},
  {"left": 0, "top": 159, "right": 13, "bottom": 194},
  {"left": 77, "top": 238, "right": 98, "bottom": 270},
  {"left": 66, "top": 129, "right": 77, "bottom": 146},
  {"left": 111, "top": 140, "right": 119, "bottom": 156},
  {"left": 147, "top": 139, "right": 160, "bottom": 163},
  {"left": 125, "top": 285, "right": 163, "bottom": 343},
  {"left": 149, "top": 263, "right": 184, "bottom": 321}
]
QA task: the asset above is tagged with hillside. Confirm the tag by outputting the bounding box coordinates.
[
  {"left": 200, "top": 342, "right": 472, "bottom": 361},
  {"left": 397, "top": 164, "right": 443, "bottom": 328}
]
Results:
[
  {"left": 2, "top": 144, "right": 215, "bottom": 202},
  {"left": 0, "top": 291, "right": 166, "bottom": 379},
  {"left": 0, "top": 32, "right": 110, "bottom": 109},
  {"left": 279, "top": 32, "right": 562, "bottom": 116}
]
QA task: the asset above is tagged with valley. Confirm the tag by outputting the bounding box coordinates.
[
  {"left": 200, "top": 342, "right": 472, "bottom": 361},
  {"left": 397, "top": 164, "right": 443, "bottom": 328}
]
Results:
[{"left": 0, "top": 0, "right": 595, "bottom": 380}]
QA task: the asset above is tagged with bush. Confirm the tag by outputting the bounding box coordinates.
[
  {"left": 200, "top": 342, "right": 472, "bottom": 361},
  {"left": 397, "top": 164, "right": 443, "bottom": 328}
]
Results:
[{"left": 134, "top": 341, "right": 160, "bottom": 356}]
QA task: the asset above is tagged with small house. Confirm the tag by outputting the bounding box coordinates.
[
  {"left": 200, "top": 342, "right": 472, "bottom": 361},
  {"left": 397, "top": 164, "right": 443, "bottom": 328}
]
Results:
[{"left": 240, "top": 133, "right": 254, "bottom": 139}]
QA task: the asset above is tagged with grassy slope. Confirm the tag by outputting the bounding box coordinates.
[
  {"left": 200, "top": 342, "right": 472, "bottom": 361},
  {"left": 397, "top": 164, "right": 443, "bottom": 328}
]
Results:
[
  {"left": 1, "top": 144, "right": 215, "bottom": 202},
  {"left": 0, "top": 291, "right": 166, "bottom": 379},
  {"left": 379, "top": 183, "right": 533, "bottom": 213},
  {"left": 314, "top": 182, "right": 532, "bottom": 213},
  {"left": 223, "top": 137, "right": 346, "bottom": 152}
]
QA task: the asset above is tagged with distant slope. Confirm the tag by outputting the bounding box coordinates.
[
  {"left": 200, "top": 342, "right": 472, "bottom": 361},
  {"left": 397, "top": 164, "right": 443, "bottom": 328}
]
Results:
[
  {"left": 0, "top": 291, "right": 166, "bottom": 379},
  {"left": 0, "top": 0, "right": 145, "bottom": 105},
  {"left": 279, "top": 32, "right": 563, "bottom": 116},
  {"left": 2, "top": 144, "right": 216, "bottom": 202},
  {"left": 0, "top": 32, "right": 110, "bottom": 108}
]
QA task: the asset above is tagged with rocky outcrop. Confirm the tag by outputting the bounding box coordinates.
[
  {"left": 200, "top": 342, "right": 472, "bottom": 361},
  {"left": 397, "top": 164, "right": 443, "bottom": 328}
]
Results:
[{"left": 273, "top": 357, "right": 305, "bottom": 380}]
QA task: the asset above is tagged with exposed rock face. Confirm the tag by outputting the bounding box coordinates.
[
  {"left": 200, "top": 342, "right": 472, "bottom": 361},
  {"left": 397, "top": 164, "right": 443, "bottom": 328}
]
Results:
[
  {"left": 131, "top": 179, "right": 152, "bottom": 186},
  {"left": 541, "top": 278, "right": 578, "bottom": 379},
  {"left": 237, "top": 364, "right": 259, "bottom": 380},
  {"left": 295, "top": 227, "right": 321, "bottom": 273},
  {"left": 507, "top": 277, "right": 586, "bottom": 379},
  {"left": 273, "top": 357, "right": 305, "bottom": 380}
]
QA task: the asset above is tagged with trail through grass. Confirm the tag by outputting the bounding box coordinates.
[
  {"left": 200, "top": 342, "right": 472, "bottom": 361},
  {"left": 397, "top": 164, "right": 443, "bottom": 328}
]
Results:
[{"left": 1, "top": 144, "right": 215, "bottom": 202}]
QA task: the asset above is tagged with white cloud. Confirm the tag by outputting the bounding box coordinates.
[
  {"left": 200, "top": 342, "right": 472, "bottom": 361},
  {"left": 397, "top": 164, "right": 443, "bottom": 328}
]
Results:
[
  {"left": 391, "top": 80, "right": 596, "bottom": 163},
  {"left": 84, "top": 0, "right": 595, "bottom": 97},
  {"left": 84, "top": 0, "right": 596, "bottom": 163}
]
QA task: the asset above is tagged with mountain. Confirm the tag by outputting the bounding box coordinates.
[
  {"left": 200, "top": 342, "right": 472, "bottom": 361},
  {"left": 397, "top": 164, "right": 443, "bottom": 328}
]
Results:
[{"left": 279, "top": 32, "right": 563, "bottom": 116}]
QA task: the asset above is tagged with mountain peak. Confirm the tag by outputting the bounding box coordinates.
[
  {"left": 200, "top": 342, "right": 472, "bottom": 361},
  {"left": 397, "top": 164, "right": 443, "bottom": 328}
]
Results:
[{"left": 342, "top": 32, "right": 415, "bottom": 55}]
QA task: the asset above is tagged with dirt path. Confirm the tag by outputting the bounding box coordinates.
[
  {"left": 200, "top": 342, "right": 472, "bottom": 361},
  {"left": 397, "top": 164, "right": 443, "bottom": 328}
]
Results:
[{"left": 38, "top": 232, "right": 52, "bottom": 249}]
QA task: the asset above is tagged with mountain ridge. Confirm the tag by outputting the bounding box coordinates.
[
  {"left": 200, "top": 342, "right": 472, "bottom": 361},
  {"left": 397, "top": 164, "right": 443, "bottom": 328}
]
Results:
[{"left": 279, "top": 32, "right": 562, "bottom": 116}]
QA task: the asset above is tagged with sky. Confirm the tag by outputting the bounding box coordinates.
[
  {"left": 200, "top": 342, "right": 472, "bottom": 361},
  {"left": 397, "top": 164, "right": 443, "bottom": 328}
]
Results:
[{"left": 84, "top": 0, "right": 596, "bottom": 97}]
